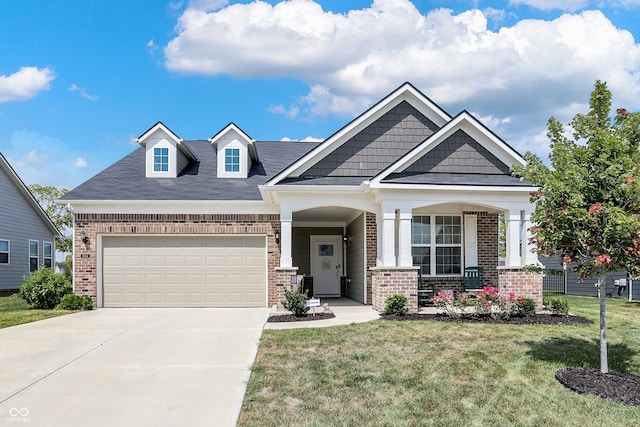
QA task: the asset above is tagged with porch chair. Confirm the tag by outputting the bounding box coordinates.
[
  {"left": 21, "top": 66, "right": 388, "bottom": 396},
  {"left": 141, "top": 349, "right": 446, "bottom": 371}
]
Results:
[
  {"left": 417, "top": 273, "right": 436, "bottom": 307},
  {"left": 463, "top": 266, "right": 485, "bottom": 293}
]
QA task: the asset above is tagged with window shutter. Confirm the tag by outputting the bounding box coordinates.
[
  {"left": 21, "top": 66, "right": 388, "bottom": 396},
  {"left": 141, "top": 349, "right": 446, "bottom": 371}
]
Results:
[{"left": 464, "top": 215, "right": 478, "bottom": 267}]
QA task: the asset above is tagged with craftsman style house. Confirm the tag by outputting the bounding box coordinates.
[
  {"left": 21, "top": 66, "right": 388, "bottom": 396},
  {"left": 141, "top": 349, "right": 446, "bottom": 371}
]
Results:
[{"left": 61, "top": 83, "right": 541, "bottom": 311}]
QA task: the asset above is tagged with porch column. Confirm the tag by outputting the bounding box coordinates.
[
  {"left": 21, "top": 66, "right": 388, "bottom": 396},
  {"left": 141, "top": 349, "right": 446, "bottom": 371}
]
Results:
[
  {"left": 506, "top": 211, "right": 522, "bottom": 267},
  {"left": 397, "top": 210, "right": 413, "bottom": 267},
  {"left": 382, "top": 210, "right": 396, "bottom": 267},
  {"left": 522, "top": 212, "right": 538, "bottom": 265},
  {"left": 280, "top": 209, "right": 293, "bottom": 268}
]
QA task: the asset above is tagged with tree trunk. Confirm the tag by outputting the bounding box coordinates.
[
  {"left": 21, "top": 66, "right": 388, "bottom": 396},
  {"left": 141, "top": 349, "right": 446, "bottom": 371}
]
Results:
[{"left": 598, "top": 273, "right": 608, "bottom": 373}]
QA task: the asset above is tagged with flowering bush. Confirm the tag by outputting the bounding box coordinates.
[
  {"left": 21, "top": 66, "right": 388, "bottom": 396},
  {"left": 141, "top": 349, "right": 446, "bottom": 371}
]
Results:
[{"left": 430, "top": 287, "right": 535, "bottom": 319}]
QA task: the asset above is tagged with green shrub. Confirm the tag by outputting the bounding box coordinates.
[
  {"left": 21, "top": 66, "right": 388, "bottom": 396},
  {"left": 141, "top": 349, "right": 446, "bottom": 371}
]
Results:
[
  {"left": 548, "top": 296, "right": 569, "bottom": 316},
  {"left": 282, "top": 285, "right": 309, "bottom": 317},
  {"left": 58, "top": 294, "right": 94, "bottom": 310},
  {"left": 18, "top": 268, "right": 72, "bottom": 309},
  {"left": 514, "top": 298, "right": 536, "bottom": 317},
  {"left": 384, "top": 293, "right": 409, "bottom": 316}
]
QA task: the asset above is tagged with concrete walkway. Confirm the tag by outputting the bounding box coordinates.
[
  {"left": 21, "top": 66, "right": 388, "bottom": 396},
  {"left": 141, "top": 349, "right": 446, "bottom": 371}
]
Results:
[
  {"left": 265, "top": 299, "right": 381, "bottom": 330},
  {"left": 0, "top": 308, "right": 269, "bottom": 427}
]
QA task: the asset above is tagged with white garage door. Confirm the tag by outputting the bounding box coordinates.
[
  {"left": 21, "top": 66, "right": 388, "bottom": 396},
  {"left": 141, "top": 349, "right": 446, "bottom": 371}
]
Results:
[{"left": 102, "top": 235, "right": 266, "bottom": 308}]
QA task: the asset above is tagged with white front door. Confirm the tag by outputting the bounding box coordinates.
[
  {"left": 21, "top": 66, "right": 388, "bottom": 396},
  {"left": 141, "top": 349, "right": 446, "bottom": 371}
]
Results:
[{"left": 310, "top": 236, "right": 343, "bottom": 297}]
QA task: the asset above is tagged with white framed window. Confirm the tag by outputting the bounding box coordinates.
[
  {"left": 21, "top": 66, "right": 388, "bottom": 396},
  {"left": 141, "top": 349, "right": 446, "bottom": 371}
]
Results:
[
  {"left": 29, "top": 240, "right": 39, "bottom": 272},
  {"left": 224, "top": 148, "right": 240, "bottom": 172},
  {"left": 412, "top": 215, "right": 462, "bottom": 276},
  {"left": 0, "top": 239, "right": 9, "bottom": 264},
  {"left": 153, "top": 147, "right": 169, "bottom": 172},
  {"left": 44, "top": 242, "right": 53, "bottom": 269}
]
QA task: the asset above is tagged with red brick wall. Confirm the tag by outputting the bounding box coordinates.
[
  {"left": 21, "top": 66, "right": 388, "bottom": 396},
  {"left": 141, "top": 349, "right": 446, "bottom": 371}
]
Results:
[
  {"left": 365, "top": 211, "right": 377, "bottom": 305},
  {"left": 73, "top": 213, "right": 281, "bottom": 308},
  {"left": 371, "top": 267, "right": 419, "bottom": 313},
  {"left": 498, "top": 268, "right": 543, "bottom": 311}
]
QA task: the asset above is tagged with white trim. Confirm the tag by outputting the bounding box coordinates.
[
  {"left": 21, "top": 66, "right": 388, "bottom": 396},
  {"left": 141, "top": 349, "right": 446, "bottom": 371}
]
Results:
[
  {"left": 293, "top": 221, "right": 346, "bottom": 228},
  {"left": 136, "top": 121, "right": 197, "bottom": 161},
  {"left": 62, "top": 200, "right": 278, "bottom": 215},
  {"left": 310, "top": 235, "right": 343, "bottom": 297},
  {"left": 43, "top": 241, "right": 53, "bottom": 269},
  {"left": 29, "top": 239, "right": 39, "bottom": 272},
  {"left": 0, "top": 239, "right": 9, "bottom": 265},
  {"left": 266, "top": 83, "right": 451, "bottom": 186},
  {"left": 464, "top": 214, "right": 478, "bottom": 267}
]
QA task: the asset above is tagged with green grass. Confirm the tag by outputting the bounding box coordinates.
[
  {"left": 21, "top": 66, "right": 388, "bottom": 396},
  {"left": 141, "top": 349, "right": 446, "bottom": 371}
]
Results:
[
  {"left": 239, "top": 295, "right": 640, "bottom": 427},
  {"left": 0, "top": 293, "right": 77, "bottom": 329}
]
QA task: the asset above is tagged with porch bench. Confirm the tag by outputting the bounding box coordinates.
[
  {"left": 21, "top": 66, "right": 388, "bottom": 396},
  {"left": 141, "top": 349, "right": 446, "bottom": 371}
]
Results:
[
  {"left": 418, "top": 279, "right": 436, "bottom": 307},
  {"left": 462, "top": 266, "right": 486, "bottom": 293}
]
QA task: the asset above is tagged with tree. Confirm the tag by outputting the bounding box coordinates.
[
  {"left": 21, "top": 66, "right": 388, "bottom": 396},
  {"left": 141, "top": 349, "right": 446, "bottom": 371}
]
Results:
[
  {"left": 513, "top": 80, "right": 640, "bottom": 374},
  {"left": 28, "top": 184, "right": 73, "bottom": 253}
]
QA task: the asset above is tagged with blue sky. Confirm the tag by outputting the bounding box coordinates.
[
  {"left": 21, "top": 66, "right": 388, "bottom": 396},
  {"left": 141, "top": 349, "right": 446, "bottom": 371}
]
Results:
[{"left": 1, "top": 0, "right": 639, "bottom": 189}]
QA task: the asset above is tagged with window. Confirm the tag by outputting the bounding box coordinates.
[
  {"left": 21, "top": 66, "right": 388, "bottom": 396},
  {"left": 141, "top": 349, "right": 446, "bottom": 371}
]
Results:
[
  {"left": 224, "top": 148, "right": 240, "bottom": 172},
  {"left": 412, "top": 215, "right": 462, "bottom": 275},
  {"left": 29, "top": 240, "right": 39, "bottom": 272},
  {"left": 44, "top": 242, "right": 53, "bottom": 269},
  {"left": 153, "top": 147, "right": 169, "bottom": 172},
  {"left": 0, "top": 240, "right": 8, "bottom": 264}
]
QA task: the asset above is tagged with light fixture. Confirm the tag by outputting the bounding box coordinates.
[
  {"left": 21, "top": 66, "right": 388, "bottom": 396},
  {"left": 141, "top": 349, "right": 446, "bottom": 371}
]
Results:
[
  {"left": 275, "top": 229, "right": 281, "bottom": 244},
  {"left": 343, "top": 235, "right": 349, "bottom": 245},
  {"left": 80, "top": 230, "right": 89, "bottom": 245}
]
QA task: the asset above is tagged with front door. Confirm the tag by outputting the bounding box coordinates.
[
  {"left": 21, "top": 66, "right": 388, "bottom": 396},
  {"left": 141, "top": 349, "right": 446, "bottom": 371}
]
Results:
[{"left": 310, "top": 236, "right": 343, "bottom": 297}]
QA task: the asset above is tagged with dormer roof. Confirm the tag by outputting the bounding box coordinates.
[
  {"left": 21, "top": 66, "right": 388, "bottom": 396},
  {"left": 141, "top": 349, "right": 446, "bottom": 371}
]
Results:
[{"left": 136, "top": 121, "right": 198, "bottom": 162}]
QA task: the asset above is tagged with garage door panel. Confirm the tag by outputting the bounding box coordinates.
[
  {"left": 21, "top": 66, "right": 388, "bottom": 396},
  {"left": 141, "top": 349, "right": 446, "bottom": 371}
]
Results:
[{"left": 102, "top": 236, "right": 266, "bottom": 308}]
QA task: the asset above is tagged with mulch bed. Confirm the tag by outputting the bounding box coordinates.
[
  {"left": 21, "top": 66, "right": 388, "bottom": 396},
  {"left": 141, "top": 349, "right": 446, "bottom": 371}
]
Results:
[
  {"left": 267, "top": 312, "right": 336, "bottom": 323},
  {"left": 556, "top": 368, "right": 640, "bottom": 405},
  {"left": 379, "top": 313, "right": 593, "bottom": 325}
]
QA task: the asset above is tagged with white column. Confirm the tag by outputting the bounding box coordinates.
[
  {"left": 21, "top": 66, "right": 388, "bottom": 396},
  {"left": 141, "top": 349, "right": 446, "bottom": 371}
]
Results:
[
  {"left": 522, "top": 212, "right": 538, "bottom": 265},
  {"left": 280, "top": 209, "right": 293, "bottom": 268},
  {"left": 397, "top": 210, "right": 413, "bottom": 267},
  {"left": 506, "top": 212, "right": 522, "bottom": 267},
  {"left": 376, "top": 211, "right": 383, "bottom": 266},
  {"left": 382, "top": 211, "right": 397, "bottom": 267}
]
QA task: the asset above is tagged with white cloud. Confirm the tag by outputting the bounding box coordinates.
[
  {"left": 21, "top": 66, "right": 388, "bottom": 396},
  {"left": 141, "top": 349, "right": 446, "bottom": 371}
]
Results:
[
  {"left": 0, "top": 66, "right": 54, "bottom": 103},
  {"left": 74, "top": 157, "right": 88, "bottom": 168},
  {"left": 164, "top": 1, "right": 640, "bottom": 157},
  {"left": 280, "top": 136, "right": 324, "bottom": 142},
  {"left": 69, "top": 84, "right": 98, "bottom": 101},
  {"left": 146, "top": 39, "right": 158, "bottom": 55}
]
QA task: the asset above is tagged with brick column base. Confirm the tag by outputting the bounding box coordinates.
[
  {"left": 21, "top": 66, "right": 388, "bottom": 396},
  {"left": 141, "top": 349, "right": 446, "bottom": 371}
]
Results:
[
  {"left": 498, "top": 267, "right": 543, "bottom": 311},
  {"left": 274, "top": 267, "right": 299, "bottom": 310},
  {"left": 370, "top": 267, "right": 419, "bottom": 313}
]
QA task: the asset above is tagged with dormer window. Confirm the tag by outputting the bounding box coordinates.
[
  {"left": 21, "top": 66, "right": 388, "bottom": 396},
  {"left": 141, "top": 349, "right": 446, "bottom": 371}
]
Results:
[
  {"left": 153, "top": 147, "right": 169, "bottom": 172},
  {"left": 225, "top": 148, "right": 240, "bottom": 173}
]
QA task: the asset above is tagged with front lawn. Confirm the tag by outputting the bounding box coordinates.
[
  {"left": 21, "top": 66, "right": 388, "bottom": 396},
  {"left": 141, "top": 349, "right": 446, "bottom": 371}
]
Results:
[
  {"left": 0, "top": 293, "right": 77, "bottom": 329},
  {"left": 239, "top": 295, "right": 640, "bottom": 426}
]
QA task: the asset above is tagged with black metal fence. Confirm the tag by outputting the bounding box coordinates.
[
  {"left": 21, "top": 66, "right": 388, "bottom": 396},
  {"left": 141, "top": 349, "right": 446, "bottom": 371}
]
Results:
[{"left": 542, "top": 270, "right": 565, "bottom": 296}]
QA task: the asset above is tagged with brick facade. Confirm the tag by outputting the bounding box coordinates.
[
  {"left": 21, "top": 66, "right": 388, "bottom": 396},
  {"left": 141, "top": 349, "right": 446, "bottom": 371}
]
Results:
[
  {"left": 371, "top": 267, "right": 419, "bottom": 313},
  {"left": 498, "top": 267, "right": 543, "bottom": 311},
  {"left": 73, "top": 213, "right": 281, "bottom": 307},
  {"left": 365, "top": 211, "right": 377, "bottom": 305}
]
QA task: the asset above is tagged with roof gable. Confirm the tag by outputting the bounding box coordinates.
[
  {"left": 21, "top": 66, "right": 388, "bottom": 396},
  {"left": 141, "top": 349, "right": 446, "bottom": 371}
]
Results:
[
  {"left": 266, "top": 82, "right": 451, "bottom": 185},
  {"left": 0, "top": 153, "right": 61, "bottom": 237},
  {"left": 302, "top": 101, "right": 440, "bottom": 178},
  {"left": 371, "top": 111, "right": 526, "bottom": 186},
  {"left": 403, "top": 129, "right": 510, "bottom": 175},
  {"left": 136, "top": 121, "right": 197, "bottom": 162}
]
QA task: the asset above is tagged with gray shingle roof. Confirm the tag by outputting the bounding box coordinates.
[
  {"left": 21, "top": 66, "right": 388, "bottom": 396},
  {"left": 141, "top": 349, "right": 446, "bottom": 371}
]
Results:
[
  {"left": 61, "top": 140, "right": 320, "bottom": 201},
  {"left": 278, "top": 176, "right": 368, "bottom": 186}
]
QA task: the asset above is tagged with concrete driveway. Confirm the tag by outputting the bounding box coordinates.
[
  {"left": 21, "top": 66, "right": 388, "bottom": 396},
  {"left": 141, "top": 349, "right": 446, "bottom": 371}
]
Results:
[{"left": 0, "top": 308, "right": 269, "bottom": 427}]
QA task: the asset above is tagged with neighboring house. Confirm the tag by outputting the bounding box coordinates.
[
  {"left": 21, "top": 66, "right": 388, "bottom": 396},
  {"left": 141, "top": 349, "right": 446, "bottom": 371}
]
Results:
[
  {"left": 0, "top": 153, "right": 61, "bottom": 290},
  {"left": 60, "top": 83, "right": 541, "bottom": 311}
]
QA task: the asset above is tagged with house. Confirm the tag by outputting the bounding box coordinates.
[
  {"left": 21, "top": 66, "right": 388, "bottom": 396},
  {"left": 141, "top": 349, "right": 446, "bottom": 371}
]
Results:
[
  {"left": 0, "top": 153, "right": 61, "bottom": 290},
  {"left": 60, "top": 83, "right": 541, "bottom": 311}
]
